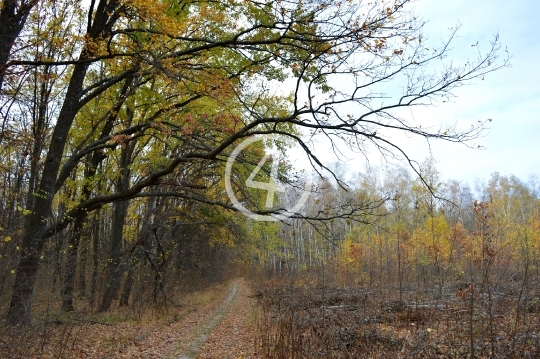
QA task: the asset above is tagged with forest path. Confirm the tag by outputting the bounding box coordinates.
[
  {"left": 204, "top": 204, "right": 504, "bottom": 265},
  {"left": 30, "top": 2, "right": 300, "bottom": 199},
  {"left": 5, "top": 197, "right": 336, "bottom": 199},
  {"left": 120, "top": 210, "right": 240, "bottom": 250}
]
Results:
[
  {"left": 111, "top": 278, "right": 257, "bottom": 359},
  {"left": 169, "top": 282, "right": 238, "bottom": 358},
  {"left": 167, "top": 278, "right": 257, "bottom": 359},
  {"left": 194, "top": 278, "right": 257, "bottom": 359},
  {"left": 5, "top": 278, "right": 259, "bottom": 358}
]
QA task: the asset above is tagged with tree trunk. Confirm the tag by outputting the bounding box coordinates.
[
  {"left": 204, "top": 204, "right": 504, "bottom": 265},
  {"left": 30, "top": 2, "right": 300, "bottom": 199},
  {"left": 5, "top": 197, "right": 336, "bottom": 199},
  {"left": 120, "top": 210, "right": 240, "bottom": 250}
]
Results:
[
  {"left": 89, "top": 211, "right": 101, "bottom": 308},
  {"left": 5, "top": 230, "right": 46, "bottom": 326},
  {"left": 119, "top": 266, "right": 134, "bottom": 307},
  {"left": 98, "top": 137, "right": 134, "bottom": 312},
  {"left": 98, "top": 250, "right": 128, "bottom": 312},
  {"left": 60, "top": 78, "right": 132, "bottom": 312},
  {"left": 0, "top": 0, "right": 38, "bottom": 92},
  {"left": 6, "top": 0, "right": 118, "bottom": 325},
  {"left": 79, "top": 235, "right": 87, "bottom": 298},
  {"left": 61, "top": 214, "right": 84, "bottom": 312}
]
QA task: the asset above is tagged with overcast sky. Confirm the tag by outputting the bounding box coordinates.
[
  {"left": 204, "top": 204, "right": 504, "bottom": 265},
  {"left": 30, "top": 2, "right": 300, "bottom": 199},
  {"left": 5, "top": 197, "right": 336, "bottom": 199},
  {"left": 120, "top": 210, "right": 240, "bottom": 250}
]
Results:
[
  {"left": 408, "top": 0, "right": 540, "bottom": 185},
  {"left": 295, "top": 0, "right": 540, "bottom": 188}
]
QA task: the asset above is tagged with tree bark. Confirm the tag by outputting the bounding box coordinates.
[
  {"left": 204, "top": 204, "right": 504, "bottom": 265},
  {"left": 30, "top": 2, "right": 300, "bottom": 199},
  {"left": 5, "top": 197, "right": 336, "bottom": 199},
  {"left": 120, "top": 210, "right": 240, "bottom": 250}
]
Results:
[
  {"left": 61, "top": 214, "right": 84, "bottom": 312},
  {"left": 0, "top": 0, "right": 38, "bottom": 92},
  {"left": 119, "top": 266, "right": 134, "bottom": 307},
  {"left": 6, "top": 0, "right": 119, "bottom": 326},
  {"left": 79, "top": 234, "right": 87, "bottom": 298},
  {"left": 89, "top": 211, "right": 101, "bottom": 308},
  {"left": 99, "top": 137, "right": 134, "bottom": 312}
]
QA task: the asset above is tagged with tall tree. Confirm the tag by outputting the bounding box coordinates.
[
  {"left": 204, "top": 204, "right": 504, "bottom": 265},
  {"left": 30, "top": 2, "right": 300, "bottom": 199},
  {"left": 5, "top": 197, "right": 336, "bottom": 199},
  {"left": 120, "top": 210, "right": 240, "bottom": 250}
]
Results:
[
  {"left": 2, "top": 0, "right": 507, "bottom": 325},
  {"left": 0, "top": 0, "right": 39, "bottom": 91}
]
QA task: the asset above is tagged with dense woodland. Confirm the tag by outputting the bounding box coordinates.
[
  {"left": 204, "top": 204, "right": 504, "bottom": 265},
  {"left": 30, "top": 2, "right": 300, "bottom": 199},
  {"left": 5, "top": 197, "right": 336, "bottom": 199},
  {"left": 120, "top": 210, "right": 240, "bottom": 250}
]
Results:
[{"left": 3, "top": 1, "right": 534, "bottom": 356}]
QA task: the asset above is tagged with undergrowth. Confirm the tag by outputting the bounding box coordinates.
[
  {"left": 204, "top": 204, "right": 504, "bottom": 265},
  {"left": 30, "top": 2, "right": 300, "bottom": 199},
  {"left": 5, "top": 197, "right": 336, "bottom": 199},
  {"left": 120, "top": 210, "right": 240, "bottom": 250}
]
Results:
[{"left": 254, "top": 275, "right": 540, "bottom": 358}]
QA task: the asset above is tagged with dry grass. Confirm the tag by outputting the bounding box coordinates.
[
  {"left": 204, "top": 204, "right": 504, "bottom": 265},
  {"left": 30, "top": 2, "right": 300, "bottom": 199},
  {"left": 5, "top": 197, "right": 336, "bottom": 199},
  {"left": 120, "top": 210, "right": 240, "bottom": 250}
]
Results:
[{"left": 254, "top": 276, "right": 540, "bottom": 358}]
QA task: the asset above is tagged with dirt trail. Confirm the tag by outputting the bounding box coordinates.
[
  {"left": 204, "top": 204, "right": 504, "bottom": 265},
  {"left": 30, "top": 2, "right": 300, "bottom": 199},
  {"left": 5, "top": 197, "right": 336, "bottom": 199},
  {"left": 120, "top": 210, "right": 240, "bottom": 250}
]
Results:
[
  {"left": 197, "top": 279, "right": 257, "bottom": 359},
  {"left": 112, "top": 278, "right": 257, "bottom": 359},
  {"left": 171, "top": 282, "right": 238, "bottom": 359}
]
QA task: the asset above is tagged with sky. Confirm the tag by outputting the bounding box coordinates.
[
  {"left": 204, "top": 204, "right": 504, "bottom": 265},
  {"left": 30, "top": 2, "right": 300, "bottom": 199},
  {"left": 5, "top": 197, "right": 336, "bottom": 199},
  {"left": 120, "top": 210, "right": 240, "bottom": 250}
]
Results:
[
  {"left": 293, "top": 0, "right": 540, "bottom": 187},
  {"left": 408, "top": 0, "right": 540, "bottom": 185}
]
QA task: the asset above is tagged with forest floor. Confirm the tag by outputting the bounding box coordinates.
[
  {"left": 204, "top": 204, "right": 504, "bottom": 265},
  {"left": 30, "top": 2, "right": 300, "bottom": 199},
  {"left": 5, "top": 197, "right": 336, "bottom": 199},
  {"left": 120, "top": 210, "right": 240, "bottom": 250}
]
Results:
[
  {"left": 0, "top": 278, "right": 259, "bottom": 359},
  {"left": 5, "top": 276, "right": 540, "bottom": 358},
  {"left": 255, "top": 277, "right": 540, "bottom": 358}
]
